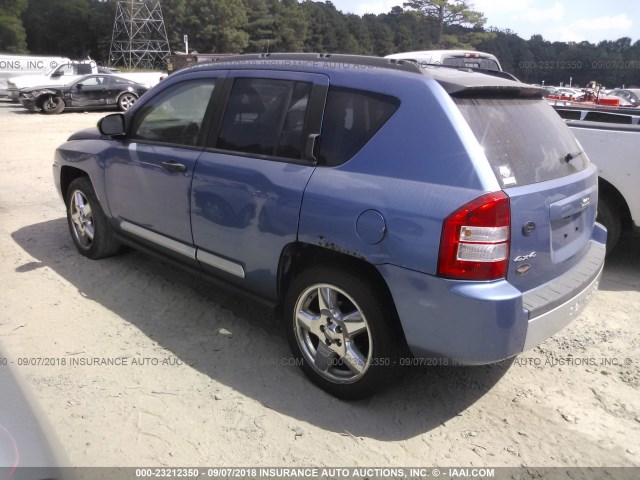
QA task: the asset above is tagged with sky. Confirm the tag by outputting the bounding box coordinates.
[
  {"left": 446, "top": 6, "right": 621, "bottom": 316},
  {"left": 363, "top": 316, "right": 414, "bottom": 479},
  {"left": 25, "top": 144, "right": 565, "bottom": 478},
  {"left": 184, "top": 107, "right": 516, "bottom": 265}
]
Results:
[{"left": 328, "top": 0, "right": 640, "bottom": 44}]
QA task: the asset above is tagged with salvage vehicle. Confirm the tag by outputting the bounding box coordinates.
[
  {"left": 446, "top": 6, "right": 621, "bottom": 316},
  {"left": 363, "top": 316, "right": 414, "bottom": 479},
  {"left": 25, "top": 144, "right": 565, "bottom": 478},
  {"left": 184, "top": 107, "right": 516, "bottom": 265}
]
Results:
[
  {"left": 53, "top": 54, "right": 606, "bottom": 399},
  {"left": 7, "top": 59, "right": 164, "bottom": 101},
  {"left": 20, "top": 74, "right": 147, "bottom": 114},
  {"left": 385, "top": 50, "right": 503, "bottom": 71}
]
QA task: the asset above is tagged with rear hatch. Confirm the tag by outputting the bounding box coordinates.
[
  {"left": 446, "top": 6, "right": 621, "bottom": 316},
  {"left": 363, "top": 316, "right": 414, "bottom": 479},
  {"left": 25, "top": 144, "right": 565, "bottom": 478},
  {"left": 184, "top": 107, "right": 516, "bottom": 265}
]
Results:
[{"left": 454, "top": 95, "right": 596, "bottom": 292}]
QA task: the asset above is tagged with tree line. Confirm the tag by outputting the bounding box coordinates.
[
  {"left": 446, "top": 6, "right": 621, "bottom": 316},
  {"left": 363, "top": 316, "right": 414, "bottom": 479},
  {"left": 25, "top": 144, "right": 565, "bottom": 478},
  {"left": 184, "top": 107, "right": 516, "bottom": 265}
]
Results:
[{"left": 1, "top": 0, "right": 639, "bottom": 87}]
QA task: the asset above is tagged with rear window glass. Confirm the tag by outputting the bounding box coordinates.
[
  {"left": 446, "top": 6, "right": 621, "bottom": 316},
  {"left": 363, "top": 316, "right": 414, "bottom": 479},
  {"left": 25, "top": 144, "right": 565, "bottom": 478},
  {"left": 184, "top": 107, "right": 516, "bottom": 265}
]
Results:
[
  {"left": 454, "top": 97, "right": 589, "bottom": 188},
  {"left": 442, "top": 57, "right": 500, "bottom": 71},
  {"left": 319, "top": 88, "right": 399, "bottom": 166}
]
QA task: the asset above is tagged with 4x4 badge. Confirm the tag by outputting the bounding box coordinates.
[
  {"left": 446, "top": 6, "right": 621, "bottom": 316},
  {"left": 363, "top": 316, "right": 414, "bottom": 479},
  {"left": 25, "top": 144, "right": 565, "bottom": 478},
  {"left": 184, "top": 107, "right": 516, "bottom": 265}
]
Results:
[{"left": 514, "top": 252, "right": 537, "bottom": 262}]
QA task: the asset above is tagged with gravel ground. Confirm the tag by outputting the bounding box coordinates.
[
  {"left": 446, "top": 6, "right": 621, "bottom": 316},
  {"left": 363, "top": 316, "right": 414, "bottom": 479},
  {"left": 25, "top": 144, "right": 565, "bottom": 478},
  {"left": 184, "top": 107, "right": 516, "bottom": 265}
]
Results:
[{"left": 0, "top": 99, "right": 639, "bottom": 468}]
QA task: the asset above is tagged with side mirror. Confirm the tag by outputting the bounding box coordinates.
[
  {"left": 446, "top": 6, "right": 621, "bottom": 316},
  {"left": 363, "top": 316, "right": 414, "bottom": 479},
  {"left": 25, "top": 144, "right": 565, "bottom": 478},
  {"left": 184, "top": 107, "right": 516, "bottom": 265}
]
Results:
[
  {"left": 98, "top": 113, "right": 126, "bottom": 136},
  {"left": 76, "top": 83, "right": 83, "bottom": 89},
  {"left": 51, "top": 71, "right": 63, "bottom": 77}
]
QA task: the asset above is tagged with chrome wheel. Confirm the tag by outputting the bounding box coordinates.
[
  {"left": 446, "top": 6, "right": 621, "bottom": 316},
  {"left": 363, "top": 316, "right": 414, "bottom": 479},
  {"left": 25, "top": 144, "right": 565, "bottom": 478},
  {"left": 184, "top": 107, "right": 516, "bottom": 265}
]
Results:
[
  {"left": 294, "top": 283, "right": 372, "bottom": 384},
  {"left": 69, "top": 189, "right": 94, "bottom": 250},
  {"left": 119, "top": 93, "right": 137, "bottom": 111}
]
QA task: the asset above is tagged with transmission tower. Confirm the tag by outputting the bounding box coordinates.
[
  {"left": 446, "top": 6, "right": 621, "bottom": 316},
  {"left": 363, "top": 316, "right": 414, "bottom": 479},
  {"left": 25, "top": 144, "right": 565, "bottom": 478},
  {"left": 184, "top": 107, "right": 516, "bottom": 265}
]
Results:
[{"left": 109, "top": 0, "right": 171, "bottom": 69}]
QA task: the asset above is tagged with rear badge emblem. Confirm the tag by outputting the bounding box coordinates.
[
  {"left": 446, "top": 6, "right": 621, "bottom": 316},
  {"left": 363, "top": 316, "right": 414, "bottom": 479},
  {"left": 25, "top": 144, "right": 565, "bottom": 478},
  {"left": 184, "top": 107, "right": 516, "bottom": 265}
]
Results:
[
  {"left": 514, "top": 252, "right": 537, "bottom": 262},
  {"left": 516, "top": 264, "right": 531, "bottom": 275},
  {"left": 581, "top": 197, "right": 591, "bottom": 209}
]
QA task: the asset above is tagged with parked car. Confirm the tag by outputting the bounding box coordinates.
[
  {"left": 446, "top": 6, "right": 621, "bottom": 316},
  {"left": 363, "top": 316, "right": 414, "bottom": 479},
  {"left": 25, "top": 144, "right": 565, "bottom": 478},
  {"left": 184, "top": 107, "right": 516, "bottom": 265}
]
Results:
[
  {"left": 53, "top": 53, "right": 606, "bottom": 399},
  {"left": 608, "top": 88, "right": 640, "bottom": 107},
  {"left": 554, "top": 106, "right": 640, "bottom": 252},
  {"left": 19, "top": 74, "right": 147, "bottom": 114},
  {"left": 7, "top": 59, "right": 164, "bottom": 101},
  {"left": 386, "top": 50, "right": 503, "bottom": 71}
]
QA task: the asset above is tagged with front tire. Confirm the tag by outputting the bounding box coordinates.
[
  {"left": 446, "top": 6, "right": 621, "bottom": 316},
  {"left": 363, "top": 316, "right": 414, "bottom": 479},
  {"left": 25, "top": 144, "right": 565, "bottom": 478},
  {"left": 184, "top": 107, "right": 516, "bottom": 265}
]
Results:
[
  {"left": 66, "top": 177, "right": 120, "bottom": 259},
  {"left": 284, "top": 266, "right": 404, "bottom": 399},
  {"left": 40, "top": 95, "right": 65, "bottom": 114}
]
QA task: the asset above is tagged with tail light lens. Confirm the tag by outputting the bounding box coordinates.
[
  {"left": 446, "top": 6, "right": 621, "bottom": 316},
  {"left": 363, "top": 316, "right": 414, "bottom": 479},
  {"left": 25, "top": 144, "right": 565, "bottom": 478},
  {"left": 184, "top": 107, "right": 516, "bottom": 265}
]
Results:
[{"left": 437, "top": 192, "right": 510, "bottom": 281}]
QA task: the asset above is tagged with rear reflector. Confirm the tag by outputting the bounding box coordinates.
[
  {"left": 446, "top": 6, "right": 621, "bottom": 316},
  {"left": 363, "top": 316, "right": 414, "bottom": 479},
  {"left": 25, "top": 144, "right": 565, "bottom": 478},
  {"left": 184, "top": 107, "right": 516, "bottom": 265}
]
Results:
[{"left": 438, "top": 192, "right": 510, "bottom": 281}]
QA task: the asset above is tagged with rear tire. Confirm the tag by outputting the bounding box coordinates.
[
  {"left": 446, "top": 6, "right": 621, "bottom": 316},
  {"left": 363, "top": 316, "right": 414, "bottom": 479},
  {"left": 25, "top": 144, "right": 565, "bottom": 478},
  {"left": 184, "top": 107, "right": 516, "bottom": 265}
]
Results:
[
  {"left": 40, "top": 95, "right": 65, "bottom": 114},
  {"left": 284, "top": 265, "right": 404, "bottom": 400},
  {"left": 118, "top": 92, "right": 137, "bottom": 111},
  {"left": 66, "top": 177, "right": 121, "bottom": 259},
  {"left": 597, "top": 195, "right": 621, "bottom": 255}
]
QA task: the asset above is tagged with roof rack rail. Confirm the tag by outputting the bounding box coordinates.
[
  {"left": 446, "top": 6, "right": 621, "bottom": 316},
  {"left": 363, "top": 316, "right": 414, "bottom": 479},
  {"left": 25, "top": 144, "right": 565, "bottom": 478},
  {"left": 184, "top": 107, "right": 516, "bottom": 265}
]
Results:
[{"left": 195, "top": 52, "right": 423, "bottom": 74}]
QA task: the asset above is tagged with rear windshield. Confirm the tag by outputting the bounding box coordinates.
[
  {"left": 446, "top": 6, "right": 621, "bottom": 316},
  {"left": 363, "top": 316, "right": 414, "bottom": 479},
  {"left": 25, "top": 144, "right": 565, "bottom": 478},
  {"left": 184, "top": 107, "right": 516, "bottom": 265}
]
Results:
[
  {"left": 454, "top": 97, "right": 589, "bottom": 188},
  {"left": 443, "top": 57, "right": 500, "bottom": 71}
]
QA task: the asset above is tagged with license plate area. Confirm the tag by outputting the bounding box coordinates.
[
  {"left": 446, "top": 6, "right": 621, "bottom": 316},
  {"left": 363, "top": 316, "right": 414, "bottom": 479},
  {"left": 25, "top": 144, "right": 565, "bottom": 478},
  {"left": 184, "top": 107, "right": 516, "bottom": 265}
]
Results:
[{"left": 549, "top": 186, "right": 597, "bottom": 263}]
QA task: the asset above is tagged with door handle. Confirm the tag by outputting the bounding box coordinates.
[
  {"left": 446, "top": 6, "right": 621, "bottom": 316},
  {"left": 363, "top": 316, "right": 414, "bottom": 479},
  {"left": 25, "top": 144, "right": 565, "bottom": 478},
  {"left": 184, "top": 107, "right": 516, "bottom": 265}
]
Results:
[
  {"left": 160, "top": 161, "right": 187, "bottom": 173},
  {"left": 306, "top": 133, "right": 320, "bottom": 162}
]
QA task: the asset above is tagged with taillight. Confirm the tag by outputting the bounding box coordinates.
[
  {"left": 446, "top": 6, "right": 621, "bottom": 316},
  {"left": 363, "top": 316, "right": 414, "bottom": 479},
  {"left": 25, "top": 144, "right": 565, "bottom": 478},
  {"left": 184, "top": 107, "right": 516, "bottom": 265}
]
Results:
[{"left": 437, "top": 192, "right": 510, "bottom": 281}]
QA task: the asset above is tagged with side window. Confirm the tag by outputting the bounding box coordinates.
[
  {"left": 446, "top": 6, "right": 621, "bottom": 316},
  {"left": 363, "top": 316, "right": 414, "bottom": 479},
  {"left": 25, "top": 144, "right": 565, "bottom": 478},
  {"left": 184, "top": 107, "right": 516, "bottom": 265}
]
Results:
[
  {"left": 131, "top": 79, "right": 216, "bottom": 147},
  {"left": 110, "top": 77, "right": 132, "bottom": 85},
  {"left": 57, "top": 65, "right": 74, "bottom": 76},
  {"left": 79, "top": 76, "right": 106, "bottom": 86},
  {"left": 76, "top": 64, "right": 93, "bottom": 75},
  {"left": 217, "top": 78, "right": 312, "bottom": 159},
  {"left": 319, "top": 88, "right": 400, "bottom": 167}
]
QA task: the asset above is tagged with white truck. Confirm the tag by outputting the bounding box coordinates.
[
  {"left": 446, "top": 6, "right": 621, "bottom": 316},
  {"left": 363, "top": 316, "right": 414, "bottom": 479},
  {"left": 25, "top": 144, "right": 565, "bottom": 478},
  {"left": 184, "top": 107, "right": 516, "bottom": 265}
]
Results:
[
  {"left": 0, "top": 54, "right": 70, "bottom": 97},
  {"left": 6, "top": 59, "right": 165, "bottom": 101},
  {"left": 555, "top": 106, "right": 640, "bottom": 253}
]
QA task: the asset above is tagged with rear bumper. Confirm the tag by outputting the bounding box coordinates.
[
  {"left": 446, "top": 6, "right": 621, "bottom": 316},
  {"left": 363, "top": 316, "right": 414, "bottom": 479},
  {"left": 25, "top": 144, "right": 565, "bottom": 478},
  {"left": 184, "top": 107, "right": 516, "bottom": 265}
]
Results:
[
  {"left": 522, "top": 263, "right": 602, "bottom": 351},
  {"left": 379, "top": 224, "right": 607, "bottom": 363}
]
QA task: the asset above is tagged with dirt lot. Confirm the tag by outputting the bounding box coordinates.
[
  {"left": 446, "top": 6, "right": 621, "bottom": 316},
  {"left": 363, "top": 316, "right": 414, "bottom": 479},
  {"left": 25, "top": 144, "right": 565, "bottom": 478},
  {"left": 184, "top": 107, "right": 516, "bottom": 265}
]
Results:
[{"left": 0, "top": 99, "right": 639, "bottom": 468}]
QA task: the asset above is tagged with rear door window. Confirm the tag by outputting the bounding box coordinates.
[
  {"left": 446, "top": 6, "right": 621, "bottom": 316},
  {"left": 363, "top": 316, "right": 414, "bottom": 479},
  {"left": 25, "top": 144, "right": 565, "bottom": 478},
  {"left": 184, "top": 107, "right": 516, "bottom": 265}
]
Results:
[
  {"left": 216, "top": 78, "right": 313, "bottom": 160},
  {"left": 454, "top": 97, "right": 589, "bottom": 187},
  {"left": 319, "top": 88, "right": 399, "bottom": 166}
]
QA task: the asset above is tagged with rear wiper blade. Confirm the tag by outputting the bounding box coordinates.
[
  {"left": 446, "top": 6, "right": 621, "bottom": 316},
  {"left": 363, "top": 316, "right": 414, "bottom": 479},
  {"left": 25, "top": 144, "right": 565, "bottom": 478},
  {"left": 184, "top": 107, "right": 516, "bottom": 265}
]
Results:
[{"left": 564, "top": 150, "right": 584, "bottom": 162}]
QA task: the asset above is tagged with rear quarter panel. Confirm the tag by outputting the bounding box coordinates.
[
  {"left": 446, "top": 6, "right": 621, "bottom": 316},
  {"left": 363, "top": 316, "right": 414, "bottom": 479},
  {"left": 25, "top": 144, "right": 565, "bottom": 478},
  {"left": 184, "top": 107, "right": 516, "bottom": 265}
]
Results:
[{"left": 299, "top": 73, "right": 499, "bottom": 275}]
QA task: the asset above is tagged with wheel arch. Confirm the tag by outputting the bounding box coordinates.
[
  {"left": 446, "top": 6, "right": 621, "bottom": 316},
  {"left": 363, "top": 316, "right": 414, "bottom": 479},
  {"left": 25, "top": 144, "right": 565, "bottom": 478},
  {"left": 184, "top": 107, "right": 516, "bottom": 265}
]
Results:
[
  {"left": 277, "top": 242, "right": 408, "bottom": 344},
  {"left": 60, "top": 166, "right": 90, "bottom": 202},
  {"left": 36, "top": 93, "right": 65, "bottom": 110},
  {"left": 599, "top": 177, "right": 632, "bottom": 228}
]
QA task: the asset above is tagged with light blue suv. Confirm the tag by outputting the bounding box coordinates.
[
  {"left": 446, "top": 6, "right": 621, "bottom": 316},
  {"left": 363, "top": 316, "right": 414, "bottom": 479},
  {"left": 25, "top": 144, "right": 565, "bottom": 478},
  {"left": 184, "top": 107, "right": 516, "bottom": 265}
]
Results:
[{"left": 53, "top": 54, "right": 606, "bottom": 399}]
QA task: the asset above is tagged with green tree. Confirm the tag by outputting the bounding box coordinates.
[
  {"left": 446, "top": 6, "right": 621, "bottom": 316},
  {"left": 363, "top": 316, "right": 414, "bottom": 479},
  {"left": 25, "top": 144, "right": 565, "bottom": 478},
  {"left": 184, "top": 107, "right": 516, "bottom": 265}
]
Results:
[
  {"left": 182, "top": 0, "right": 248, "bottom": 53},
  {"left": 24, "top": 0, "right": 92, "bottom": 57},
  {"left": 0, "top": 0, "right": 28, "bottom": 53},
  {"left": 362, "top": 14, "right": 394, "bottom": 56},
  {"left": 270, "top": 0, "right": 308, "bottom": 52},
  {"left": 244, "top": 0, "right": 273, "bottom": 53},
  {"left": 403, "top": 0, "right": 485, "bottom": 46}
]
